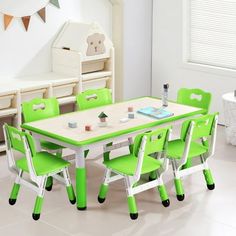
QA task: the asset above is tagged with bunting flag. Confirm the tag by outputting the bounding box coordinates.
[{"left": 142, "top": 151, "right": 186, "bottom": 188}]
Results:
[
  {"left": 22, "top": 16, "right": 31, "bottom": 31},
  {"left": 1, "top": 0, "right": 60, "bottom": 31},
  {"left": 50, "top": 0, "right": 60, "bottom": 9},
  {"left": 37, "top": 8, "right": 46, "bottom": 22},
  {"left": 4, "top": 14, "right": 13, "bottom": 30}
]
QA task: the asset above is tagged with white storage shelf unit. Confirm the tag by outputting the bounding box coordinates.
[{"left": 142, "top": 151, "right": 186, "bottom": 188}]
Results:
[
  {"left": 52, "top": 21, "right": 115, "bottom": 100},
  {"left": 0, "top": 88, "right": 20, "bottom": 152},
  {"left": 0, "top": 21, "right": 115, "bottom": 152},
  {"left": 0, "top": 74, "right": 80, "bottom": 152}
]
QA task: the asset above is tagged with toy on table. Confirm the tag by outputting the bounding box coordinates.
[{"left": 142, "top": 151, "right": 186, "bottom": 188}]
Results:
[
  {"left": 85, "top": 125, "right": 92, "bottom": 131},
  {"left": 127, "top": 106, "right": 135, "bottom": 119},
  {"left": 120, "top": 117, "right": 129, "bottom": 123},
  {"left": 68, "top": 121, "right": 77, "bottom": 128},
  {"left": 162, "top": 83, "right": 169, "bottom": 107},
  {"left": 98, "top": 112, "right": 108, "bottom": 127},
  {"left": 128, "top": 113, "right": 135, "bottom": 119},
  {"left": 128, "top": 106, "right": 134, "bottom": 112}
]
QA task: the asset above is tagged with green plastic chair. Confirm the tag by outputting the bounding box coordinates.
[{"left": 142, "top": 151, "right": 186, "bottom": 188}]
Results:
[
  {"left": 177, "top": 88, "right": 212, "bottom": 115},
  {"left": 3, "top": 124, "right": 76, "bottom": 221},
  {"left": 76, "top": 88, "right": 112, "bottom": 110},
  {"left": 167, "top": 113, "right": 218, "bottom": 201},
  {"left": 97, "top": 127, "right": 171, "bottom": 220},
  {"left": 22, "top": 98, "right": 64, "bottom": 190},
  {"left": 76, "top": 88, "right": 113, "bottom": 158}
]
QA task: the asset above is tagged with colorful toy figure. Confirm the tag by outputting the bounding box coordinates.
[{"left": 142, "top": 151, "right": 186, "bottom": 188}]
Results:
[
  {"left": 98, "top": 112, "right": 108, "bottom": 127},
  {"left": 98, "top": 112, "right": 108, "bottom": 122},
  {"left": 85, "top": 125, "right": 92, "bottom": 131}
]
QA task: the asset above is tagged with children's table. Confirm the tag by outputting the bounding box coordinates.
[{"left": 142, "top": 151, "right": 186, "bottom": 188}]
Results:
[{"left": 22, "top": 97, "right": 204, "bottom": 210}]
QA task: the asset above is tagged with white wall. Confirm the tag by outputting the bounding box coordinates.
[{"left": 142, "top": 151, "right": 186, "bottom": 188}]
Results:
[
  {"left": 112, "top": 0, "right": 153, "bottom": 101},
  {"left": 152, "top": 0, "right": 236, "bottom": 123},
  {"left": 0, "top": 0, "right": 112, "bottom": 79},
  {"left": 123, "top": 0, "right": 153, "bottom": 100}
]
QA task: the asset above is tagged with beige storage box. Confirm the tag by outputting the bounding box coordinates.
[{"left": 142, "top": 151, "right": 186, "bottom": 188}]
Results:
[
  {"left": 0, "top": 95, "right": 14, "bottom": 110},
  {"left": 0, "top": 115, "right": 14, "bottom": 142}
]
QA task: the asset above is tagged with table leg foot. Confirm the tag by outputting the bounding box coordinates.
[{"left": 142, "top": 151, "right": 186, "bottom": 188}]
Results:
[{"left": 77, "top": 207, "right": 87, "bottom": 211}]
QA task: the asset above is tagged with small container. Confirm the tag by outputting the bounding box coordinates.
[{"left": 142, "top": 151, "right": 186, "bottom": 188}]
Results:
[
  {"left": 85, "top": 125, "right": 92, "bottom": 131},
  {"left": 128, "top": 113, "right": 135, "bottom": 119},
  {"left": 68, "top": 121, "right": 77, "bottom": 128},
  {"left": 162, "top": 83, "right": 169, "bottom": 107},
  {"left": 128, "top": 106, "right": 134, "bottom": 112}
]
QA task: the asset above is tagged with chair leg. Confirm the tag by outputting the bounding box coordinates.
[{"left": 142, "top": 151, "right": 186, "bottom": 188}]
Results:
[
  {"left": 32, "top": 177, "right": 47, "bottom": 221},
  {"left": 45, "top": 176, "right": 53, "bottom": 191},
  {"left": 203, "top": 169, "right": 215, "bottom": 190},
  {"left": 84, "top": 149, "right": 89, "bottom": 158},
  {"left": 97, "top": 169, "right": 111, "bottom": 203},
  {"left": 9, "top": 170, "right": 23, "bottom": 205},
  {"left": 63, "top": 168, "right": 76, "bottom": 204},
  {"left": 98, "top": 184, "right": 109, "bottom": 203},
  {"left": 174, "top": 178, "right": 185, "bottom": 201},
  {"left": 32, "top": 196, "right": 44, "bottom": 221},
  {"left": 149, "top": 171, "right": 157, "bottom": 181},
  {"left": 127, "top": 196, "right": 138, "bottom": 220},
  {"left": 158, "top": 184, "right": 170, "bottom": 207},
  {"left": 9, "top": 183, "right": 20, "bottom": 205}
]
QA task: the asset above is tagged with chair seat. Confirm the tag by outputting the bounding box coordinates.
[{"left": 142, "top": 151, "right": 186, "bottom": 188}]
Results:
[
  {"left": 40, "top": 140, "right": 63, "bottom": 151},
  {"left": 167, "top": 139, "right": 208, "bottom": 159},
  {"left": 16, "top": 151, "right": 70, "bottom": 176},
  {"left": 104, "top": 154, "right": 162, "bottom": 176}
]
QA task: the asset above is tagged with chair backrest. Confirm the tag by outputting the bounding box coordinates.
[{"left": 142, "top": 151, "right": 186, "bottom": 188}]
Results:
[
  {"left": 177, "top": 88, "right": 212, "bottom": 114},
  {"left": 132, "top": 127, "right": 171, "bottom": 182},
  {"left": 133, "top": 127, "right": 171, "bottom": 157},
  {"left": 22, "top": 97, "right": 60, "bottom": 123},
  {"left": 4, "top": 124, "right": 36, "bottom": 156},
  {"left": 179, "top": 113, "right": 218, "bottom": 167},
  {"left": 180, "top": 113, "right": 217, "bottom": 142},
  {"left": 4, "top": 124, "right": 37, "bottom": 179},
  {"left": 76, "top": 88, "right": 112, "bottom": 110}
]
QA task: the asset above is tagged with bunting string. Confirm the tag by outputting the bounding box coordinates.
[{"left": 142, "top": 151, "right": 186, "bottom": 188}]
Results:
[{"left": 0, "top": 0, "right": 60, "bottom": 31}]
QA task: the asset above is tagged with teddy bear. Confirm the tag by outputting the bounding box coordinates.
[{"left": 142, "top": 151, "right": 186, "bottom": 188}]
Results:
[{"left": 86, "top": 33, "right": 106, "bottom": 56}]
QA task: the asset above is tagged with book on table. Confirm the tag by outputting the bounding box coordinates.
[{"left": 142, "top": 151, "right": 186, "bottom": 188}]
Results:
[{"left": 137, "top": 107, "right": 174, "bottom": 119}]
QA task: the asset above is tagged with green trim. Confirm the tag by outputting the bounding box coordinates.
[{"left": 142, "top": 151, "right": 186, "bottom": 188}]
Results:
[
  {"left": 158, "top": 185, "right": 169, "bottom": 201},
  {"left": 76, "top": 168, "right": 87, "bottom": 209},
  {"left": 22, "top": 97, "right": 205, "bottom": 147},
  {"left": 98, "top": 184, "right": 109, "bottom": 199},
  {"left": 66, "top": 185, "right": 76, "bottom": 201},
  {"left": 203, "top": 169, "right": 214, "bottom": 185},
  {"left": 10, "top": 183, "right": 20, "bottom": 200},
  {"left": 33, "top": 196, "right": 44, "bottom": 214},
  {"left": 127, "top": 196, "right": 138, "bottom": 214},
  {"left": 174, "top": 178, "right": 184, "bottom": 195}
]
